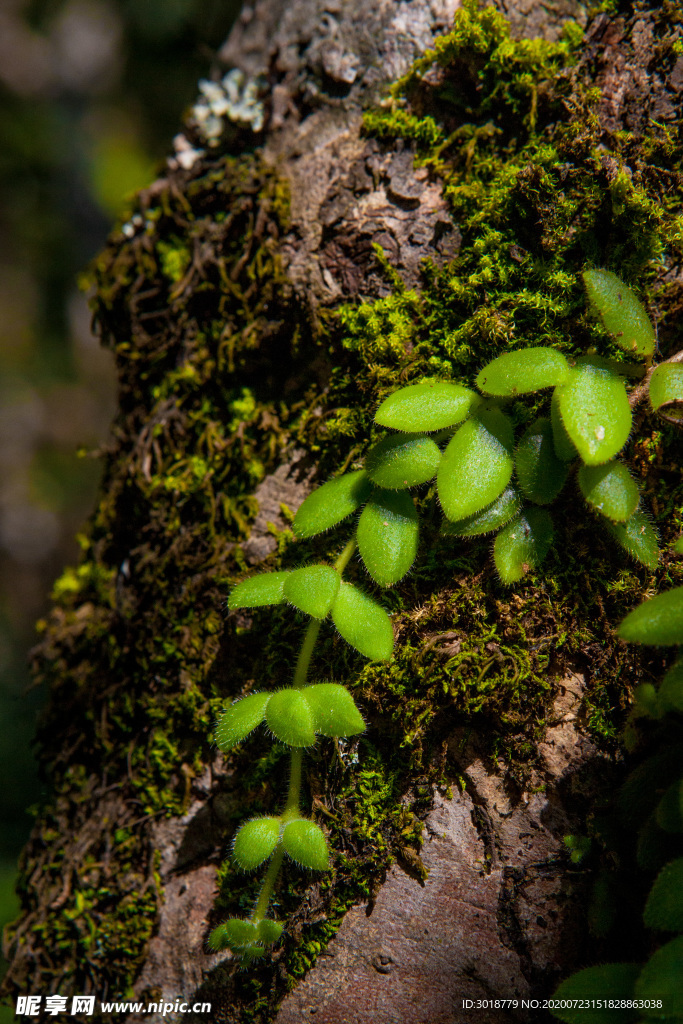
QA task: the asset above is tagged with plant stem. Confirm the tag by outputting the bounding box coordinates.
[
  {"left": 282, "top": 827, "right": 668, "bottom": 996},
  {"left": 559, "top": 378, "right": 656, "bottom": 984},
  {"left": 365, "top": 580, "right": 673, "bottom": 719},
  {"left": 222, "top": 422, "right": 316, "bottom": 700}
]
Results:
[
  {"left": 285, "top": 748, "right": 302, "bottom": 814},
  {"left": 251, "top": 847, "right": 285, "bottom": 923},
  {"left": 250, "top": 534, "right": 357, "bottom": 923}
]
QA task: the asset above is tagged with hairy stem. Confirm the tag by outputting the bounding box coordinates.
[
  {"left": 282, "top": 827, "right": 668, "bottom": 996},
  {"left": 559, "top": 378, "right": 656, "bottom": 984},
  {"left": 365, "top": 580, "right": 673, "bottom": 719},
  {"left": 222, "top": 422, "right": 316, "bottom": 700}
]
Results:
[
  {"left": 251, "top": 534, "right": 357, "bottom": 923},
  {"left": 251, "top": 848, "right": 285, "bottom": 923}
]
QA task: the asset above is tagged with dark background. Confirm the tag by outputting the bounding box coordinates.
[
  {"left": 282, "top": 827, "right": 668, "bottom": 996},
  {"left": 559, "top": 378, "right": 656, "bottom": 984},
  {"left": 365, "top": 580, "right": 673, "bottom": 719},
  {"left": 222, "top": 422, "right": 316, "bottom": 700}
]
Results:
[{"left": 0, "top": 0, "right": 240, "bottom": 1009}]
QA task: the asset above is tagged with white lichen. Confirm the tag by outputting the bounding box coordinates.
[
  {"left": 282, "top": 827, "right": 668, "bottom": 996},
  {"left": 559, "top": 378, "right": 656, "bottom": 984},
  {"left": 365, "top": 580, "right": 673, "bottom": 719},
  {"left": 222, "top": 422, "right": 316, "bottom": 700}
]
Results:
[{"left": 191, "top": 69, "right": 265, "bottom": 147}]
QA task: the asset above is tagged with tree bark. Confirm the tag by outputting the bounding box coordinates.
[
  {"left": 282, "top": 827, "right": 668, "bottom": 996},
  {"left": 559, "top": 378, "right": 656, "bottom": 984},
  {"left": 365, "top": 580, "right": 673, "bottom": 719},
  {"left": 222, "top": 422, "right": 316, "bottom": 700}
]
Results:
[{"left": 4, "top": 1, "right": 683, "bottom": 1022}]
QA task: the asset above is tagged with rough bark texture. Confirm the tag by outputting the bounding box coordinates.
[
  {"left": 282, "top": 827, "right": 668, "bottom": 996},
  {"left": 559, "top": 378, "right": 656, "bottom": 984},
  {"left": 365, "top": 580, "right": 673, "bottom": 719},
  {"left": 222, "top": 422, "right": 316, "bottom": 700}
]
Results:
[{"left": 4, "top": 1, "right": 683, "bottom": 1023}]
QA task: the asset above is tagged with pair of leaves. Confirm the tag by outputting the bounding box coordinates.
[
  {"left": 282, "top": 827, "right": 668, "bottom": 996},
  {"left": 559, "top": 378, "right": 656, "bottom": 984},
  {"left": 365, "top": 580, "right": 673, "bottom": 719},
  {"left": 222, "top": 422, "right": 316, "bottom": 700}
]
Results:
[
  {"left": 555, "top": 940, "right": 683, "bottom": 1023},
  {"left": 208, "top": 917, "right": 283, "bottom": 956},
  {"left": 293, "top": 473, "right": 419, "bottom": 587},
  {"left": 228, "top": 565, "right": 341, "bottom": 619},
  {"left": 216, "top": 683, "right": 365, "bottom": 751},
  {"left": 230, "top": 566, "right": 393, "bottom": 661},
  {"left": 233, "top": 816, "right": 329, "bottom": 871}
]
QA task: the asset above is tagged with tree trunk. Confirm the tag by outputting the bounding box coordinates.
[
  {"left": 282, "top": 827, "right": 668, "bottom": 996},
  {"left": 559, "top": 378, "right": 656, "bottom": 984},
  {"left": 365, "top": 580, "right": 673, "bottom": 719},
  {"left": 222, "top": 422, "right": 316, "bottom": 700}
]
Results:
[{"left": 4, "top": 1, "right": 683, "bottom": 1022}]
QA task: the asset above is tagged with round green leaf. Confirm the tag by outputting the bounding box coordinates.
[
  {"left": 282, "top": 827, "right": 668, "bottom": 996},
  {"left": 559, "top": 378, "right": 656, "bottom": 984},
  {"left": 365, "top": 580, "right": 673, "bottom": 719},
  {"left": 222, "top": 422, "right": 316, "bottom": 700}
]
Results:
[
  {"left": 617, "top": 746, "right": 683, "bottom": 829},
  {"left": 233, "top": 817, "right": 281, "bottom": 871},
  {"left": 550, "top": 388, "right": 578, "bottom": 461},
  {"left": 632, "top": 683, "right": 661, "bottom": 719},
  {"left": 292, "top": 471, "right": 372, "bottom": 539},
  {"left": 578, "top": 460, "right": 640, "bottom": 522},
  {"left": 494, "top": 508, "right": 554, "bottom": 584},
  {"left": 656, "top": 779, "right": 683, "bottom": 833},
  {"left": 476, "top": 347, "right": 570, "bottom": 396},
  {"left": 437, "top": 407, "right": 514, "bottom": 522},
  {"left": 659, "top": 660, "right": 683, "bottom": 714},
  {"left": 649, "top": 363, "right": 683, "bottom": 422},
  {"left": 583, "top": 269, "right": 656, "bottom": 357},
  {"left": 619, "top": 588, "right": 683, "bottom": 646},
  {"left": 515, "top": 417, "right": 568, "bottom": 505},
  {"left": 216, "top": 692, "right": 270, "bottom": 751},
  {"left": 634, "top": 936, "right": 683, "bottom": 1013},
  {"left": 357, "top": 489, "right": 419, "bottom": 586},
  {"left": 552, "top": 964, "right": 641, "bottom": 1024},
  {"left": 441, "top": 485, "right": 522, "bottom": 538},
  {"left": 556, "top": 364, "right": 631, "bottom": 465},
  {"left": 375, "top": 381, "right": 479, "bottom": 432},
  {"left": 674, "top": 537, "right": 683, "bottom": 555},
  {"left": 209, "top": 919, "right": 258, "bottom": 952},
  {"left": 365, "top": 433, "right": 441, "bottom": 489},
  {"left": 283, "top": 565, "right": 340, "bottom": 618},
  {"left": 304, "top": 683, "right": 365, "bottom": 737},
  {"left": 331, "top": 581, "right": 393, "bottom": 661},
  {"left": 644, "top": 859, "right": 683, "bottom": 931},
  {"left": 265, "top": 689, "right": 316, "bottom": 747},
  {"left": 256, "top": 919, "right": 283, "bottom": 944},
  {"left": 229, "top": 572, "right": 290, "bottom": 609},
  {"left": 607, "top": 510, "right": 659, "bottom": 570},
  {"left": 282, "top": 819, "right": 329, "bottom": 870},
  {"left": 637, "top": 811, "right": 681, "bottom": 873}
]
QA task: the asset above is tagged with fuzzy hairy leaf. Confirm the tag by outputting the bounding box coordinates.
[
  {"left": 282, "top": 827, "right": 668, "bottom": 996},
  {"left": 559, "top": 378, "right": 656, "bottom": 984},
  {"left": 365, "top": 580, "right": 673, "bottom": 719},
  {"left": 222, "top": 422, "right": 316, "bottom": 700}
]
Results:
[
  {"left": 643, "top": 858, "right": 683, "bottom": 931},
  {"left": 283, "top": 565, "right": 340, "bottom": 618},
  {"left": 578, "top": 460, "right": 640, "bottom": 523},
  {"left": 515, "top": 417, "right": 568, "bottom": 505},
  {"left": 437, "top": 407, "right": 514, "bottom": 521},
  {"left": 256, "top": 919, "right": 283, "bottom": 944},
  {"left": 552, "top": 964, "right": 641, "bottom": 1024},
  {"left": 583, "top": 269, "right": 656, "bottom": 357},
  {"left": 607, "top": 511, "right": 659, "bottom": 570},
  {"left": 282, "top": 819, "right": 329, "bottom": 870},
  {"left": 292, "top": 470, "right": 372, "bottom": 539},
  {"left": 617, "top": 746, "right": 683, "bottom": 829},
  {"left": 634, "top": 936, "right": 683, "bottom": 1008},
  {"left": 233, "top": 817, "right": 281, "bottom": 871},
  {"left": 476, "top": 347, "right": 570, "bottom": 396},
  {"left": 265, "top": 689, "right": 317, "bottom": 747},
  {"left": 649, "top": 362, "right": 683, "bottom": 422},
  {"left": 659, "top": 660, "right": 683, "bottom": 714},
  {"left": 556, "top": 364, "right": 631, "bottom": 465},
  {"left": 229, "top": 572, "right": 290, "bottom": 609},
  {"left": 494, "top": 508, "right": 553, "bottom": 584},
  {"left": 375, "top": 381, "right": 479, "bottom": 431},
  {"left": 550, "top": 389, "right": 578, "bottom": 461},
  {"left": 365, "top": 432, "right": 441, "bottom": 489},
  {"left": 637, "top": 812, "right": 680, "bottom": 874},
  {"left": 619, "top": 588, "right": 683, "bottom": 646},
  {"left": 656, "top": 780, "right": 683, "bottom": 833},
  {"left": 208, "top": 919, "right": 257, "bottom": 952},
  {"left": 304, "top": 683, "right": 365, "bottom": 737},
  {"left": 357, "top": 489, "right": 419, "bottom": 586},
  {"left": 331, "top": 581, "right": 393, "bottom": 661},
  {"left": 216, "top": 692, "right": 270, "bottom": 751},
  {"left": 441, "top": 485, "right": 522, "bottom": 538}
]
